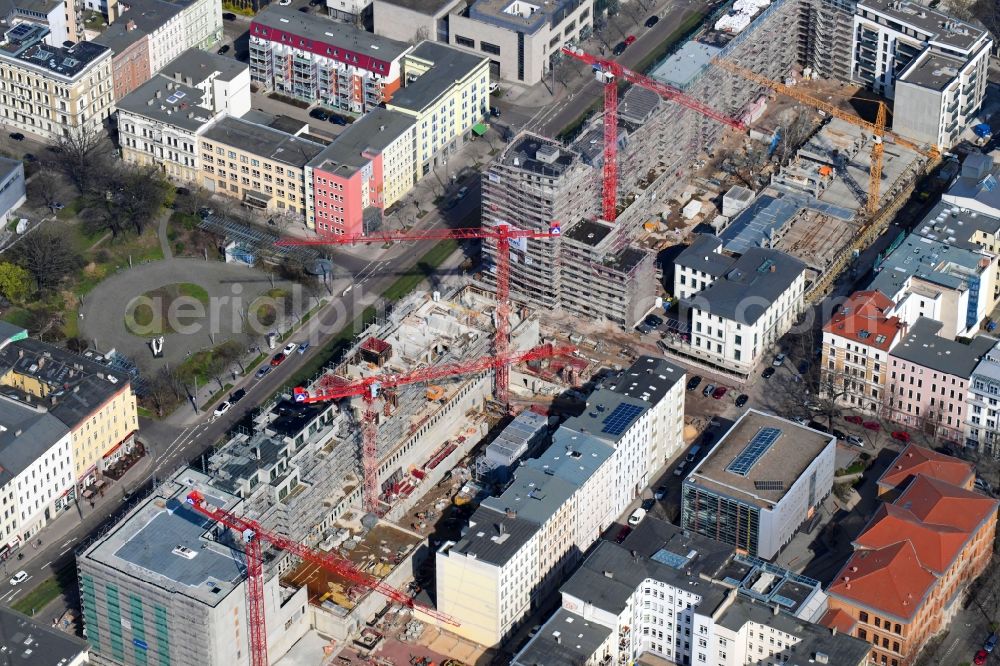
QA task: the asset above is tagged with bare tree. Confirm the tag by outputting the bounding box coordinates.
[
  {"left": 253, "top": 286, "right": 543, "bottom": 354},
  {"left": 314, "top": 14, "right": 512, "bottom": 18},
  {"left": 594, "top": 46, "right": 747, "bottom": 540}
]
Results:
[
  {"left": 54, "top": 126, "right": 113, "bottom": 193},
  {"left": 9, "top": 226, "right": 85, "bottom": 291},
  {"left": 27, "top": 166, "right": 61, "bottom": 210},
  {"left": 145, "top": 366, "right": 186, "bottom": 417},
  {"left": 776, "top": 112, "right": 815, "bottom": 165},
  {"left": 730, "top": 146, "right": 769, "bottom": 189},
  {"left": 84, "top": 164, "right": 169, "bottom": 238}
]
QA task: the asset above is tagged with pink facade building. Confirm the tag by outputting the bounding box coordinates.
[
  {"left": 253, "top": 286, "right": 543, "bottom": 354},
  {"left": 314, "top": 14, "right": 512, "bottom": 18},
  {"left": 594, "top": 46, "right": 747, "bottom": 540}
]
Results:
[{"left": 886, "top": 317, "right": 995, "bottom": 444}]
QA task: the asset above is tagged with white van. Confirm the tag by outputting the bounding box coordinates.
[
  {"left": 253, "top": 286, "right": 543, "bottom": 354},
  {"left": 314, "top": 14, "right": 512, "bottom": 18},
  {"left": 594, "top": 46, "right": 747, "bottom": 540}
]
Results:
[{"left": 627, "top": 507, "right": 647, "bottom": 526}]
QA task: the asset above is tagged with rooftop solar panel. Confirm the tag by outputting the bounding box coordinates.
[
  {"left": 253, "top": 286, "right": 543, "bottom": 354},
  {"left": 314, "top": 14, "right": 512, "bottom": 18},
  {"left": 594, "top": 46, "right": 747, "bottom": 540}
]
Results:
[
  {"left": 601, "top": 403, "right": 644, "bottom": 436},
  {"left": 726, "top": 427, "right": 781, "bottom": 476}
]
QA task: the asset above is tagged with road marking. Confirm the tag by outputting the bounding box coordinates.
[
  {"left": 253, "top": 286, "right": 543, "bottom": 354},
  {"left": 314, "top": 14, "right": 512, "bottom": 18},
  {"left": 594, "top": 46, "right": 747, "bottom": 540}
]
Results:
[
  {"left": 61, "top": 538, "right": 74, "bottom": 548},
  {"left": 58, "top": 546, "right": 74, "bottom": 556},
  {"left": 40, "top": 561, "right": 51, "bottom": 568}
]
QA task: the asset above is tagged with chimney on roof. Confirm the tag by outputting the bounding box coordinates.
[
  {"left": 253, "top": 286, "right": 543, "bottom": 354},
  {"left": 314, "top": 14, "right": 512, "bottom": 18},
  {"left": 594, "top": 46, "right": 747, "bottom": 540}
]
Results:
[
  {"left": 497, "top": 523, "right": 505, "bottom": 536},
  {"left": 772, "top": 604, "right": 779, "bottom": 616},
  {"left": 850, "top": 566, "right": 858, "bottom": 572},
  {"left": 126, "top": 19, "right": 136, "bottom": 31},
  {"left": 505, "top": 508, "right": 516, "bottom": 519},
  {"left": 37, "top": 357, "right": 44, "bottom": 369},
  {"left": 770, "top": 264, "right": 776, "bottom": 272},
  {"left": 830, "top": 627, "right": 838, "bottom": 637}
]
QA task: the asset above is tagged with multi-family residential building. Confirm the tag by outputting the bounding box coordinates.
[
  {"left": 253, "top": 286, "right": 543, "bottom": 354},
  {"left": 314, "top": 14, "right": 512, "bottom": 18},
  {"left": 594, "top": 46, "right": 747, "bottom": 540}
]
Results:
[
  {"left": 824, "top": 448, "right": 998, "bottom": 666},
  {"left": 306, "top": 107, "right": 416, "bottom": 234},
  {"left": 437, "top": 358, "right": 684, "bottom": 646},
  {"left": 852, "top": 0, "right": 991, "bottom": 147},
  {"left": 373, "top": 0, "right": 592, "bottom": 84},
  {"left": 78, "top": 468, "right": 310, "bottom": 666},
  {"left": 0, "top": 24, "right": 114, "bottom": 142},
  {"left": 0, "top": 157, "right": 26, "bottom": 223},
  {"left": 95, "top": 0, "right": 222, "bottom": 100},
  {"left": 117, "top": 49, "right": 250, "bottom": 183},
  {"left": 870, "top": 233, "right": 996, "bottom": 340},
  {"left": 672, "top": 235, "right": 807, "bottom": 378},
  {"left": 248, "top": 6, "right": 409, "bottom": 114},
  {"left": 0, "top": 0, "right": 79, "bottom": 45},
  {"left": 609, "top": 355, "right": 686, "bottom": 470},
  {"left": 822, "top": 290, "right": 904, "bottom": 413},
  {"left": 0, "top": 336, "right": 139, "bottom": 487},
  {"left": 681, "top": 409, "right": 836, "bottom": 559},
  {"left": 514, "top": 518, "right": 870, "bottom": 666},
  {"left": 941, "top": 152, "right": 1000, "bottom": 219},
  {"left": 876, "top": 443, "right": 976, "bottom": 499},
  {"left": 387, "top": 41, "right": 490, "bottom": 175},
  {"left": 198, "top": 116, "right": 323, "bottom": 220},
  {"left": 885, "top": 317, "right": 993, "bottom": 444},
  {"left": 0, "top": 395, "right": 74, "bottom": 547},
  {"left": 0, "top": 606, "right": 88, "bottom": 666},
  {"left": 965, "top": 339, "right": 1000, "bottom": 457}
]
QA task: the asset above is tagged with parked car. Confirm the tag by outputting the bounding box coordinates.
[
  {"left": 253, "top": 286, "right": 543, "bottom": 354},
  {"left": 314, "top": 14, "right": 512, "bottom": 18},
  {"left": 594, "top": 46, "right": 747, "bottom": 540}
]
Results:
[
  {"left": 807, "top": 420, "right": 829, "bottom": 433},
  {"left": 637, "top": 323, "right": 654, "bottom": 335},
  {"left": 255, "top": 365, "right": 272, "bottom": 379},
  {"left": 270, "top": 353, "right": 287, "bottom": 367},
  {"left": 624, "top": 34, "right": 637, "bottom": 45},
  {"left": 614, "top": 526, "right": 632, "bottom": 543},
  {"left": 627, "top": 507, "right": 647, "bottom": 526},
  {"left": 297, "top": 342, "right": 310, "bottom": 354},
  {"left": 762, "top": 367, "right": 775, "bottom": 379},
  {"left": 329, "top": 113, "right": 349, "bottom": 126},
  {"left": 213, "top": 401, "right": 231, "bottom": 417},
  {"left": 282, "top": 342, "right": 298, "bottom": 355},
  {"left": 846, "top": 435, "right": 865, "bottom": 447},
  {"left": 686, "top": 445, "right": 701, "bottom": 462},
  {"left": 845, "top": 415, "right": 864, "bottom": 424},
  {"left": 686, "top": 376, "right": 702, "bottom": 392},
  {"left": 612, "top": 41, "right": 627, "bottom": 55},
  {"left": 644, "top": 314, "right": 663, "bottom": 327},
  {"left": 489, "top": 82, "right": 499, "bottom": 93},
  {"left": 8, "top": 132, "right": 24, "bottom": 141},
  {"left": 230, "top": 388, "right": 246, "bottom": 403},
  {"left": 772, "top": 353, "right": 786, "bottom": 367},
  {"left": 222, "top": 11, "right": 237, "bottom": 19},
  {"left": 891, "top": 430, "right": 911, "bottom": 442},
  {"left": 8, "top": 571, "right": 27, "bottom": 586},
  {"left": 673, "top": 460, "right": 688, "bottom": 477},
  {"left": 640, "top": 498, "right": 654, "bottom": 511},
  {"left": 735, "top": 394, "right": 749, "bottom": 408},
  {"left": 975, "top": 478, "right": 992, "bottom": 493},
  {"left": 792, "top": 416, "right": 809, "bottom": 425},
  {"left": 975, "top": 649, "right": 988, "bottom": 665},
  {"left": 490, "top": 106, "right": 501, "bottom": 117},
  {"left": 862, "top": 421, "right": 881, "bottom": 431},
  {"left": 654, "top": 485, "right": 667, "bottom": 500},
  {"left": 198, "top": 207, "right": 213, "bottom": 218},
  {"left": 645, "top": 14, "right": 659, "bottom": 27},
  {"left": 712, "top": 386, "right": 728, "bottom": 400},
  {"left": 984, "top": 633, "right": 998, "bottom": 653},
  {"left": 832, "top": 428, "right": 847, "bottom": 441},
  {"left": 309, "top": 108, "right": 329, "bottom": 121},
  {"left": 278, "top": 0, "right": 291, "bottom": 5},
  {"left": 702, "top": 383, "right": 716, "bottom": 398},
  {"left": 217, "top": 44, "right": 230, "bottom": 55}
]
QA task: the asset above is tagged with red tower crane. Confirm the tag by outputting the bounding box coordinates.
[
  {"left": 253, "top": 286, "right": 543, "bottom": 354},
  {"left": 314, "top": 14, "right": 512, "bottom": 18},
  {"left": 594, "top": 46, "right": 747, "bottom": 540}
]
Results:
[
  {"left": 185, "top": 489, "right": 459, "bottom": 666},
  {"left": 277, "top": 222, "right": 563, "bottom": 407},
  {"left": 560, "top": 47, "right": 747, "bottom": 222},
  {"left": 292, "top": 342, "right": 574, "bottom": 513}
]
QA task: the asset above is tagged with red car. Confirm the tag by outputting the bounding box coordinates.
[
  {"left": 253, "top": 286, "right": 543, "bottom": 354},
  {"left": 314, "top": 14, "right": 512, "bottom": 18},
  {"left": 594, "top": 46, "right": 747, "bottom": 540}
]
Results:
[
  {"left": 862, "top": 421, "right": 881, "bottom": 431},
  {"left": 891, "top": 430, "right": 911, "bottom": 443},
  {"left": 975, "top": 649, "right": 988, "bottom": 665},
  {"left": 625, "top": 34, "right": 637, "bottom": 45},
  {"left": 270, "top": 352, "right": 287, "bottom": 367},
  {"left": 712, "top": 386, "right": 728, "bottom": 400},
  {"left": 614, "top": 526, "right": 632, "bottom": 544},
  {"left": 845, "top": 415, "right": 864, "bottom": 425}
]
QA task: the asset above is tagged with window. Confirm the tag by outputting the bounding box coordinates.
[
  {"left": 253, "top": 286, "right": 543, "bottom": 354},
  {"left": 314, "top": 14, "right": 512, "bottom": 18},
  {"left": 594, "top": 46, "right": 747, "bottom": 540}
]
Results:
[
  {"left": 455, "top": 36, "right": 474, "bottom": 48},
  {"left": 481, "top": 41, "right": 501, "bottom": 55}
]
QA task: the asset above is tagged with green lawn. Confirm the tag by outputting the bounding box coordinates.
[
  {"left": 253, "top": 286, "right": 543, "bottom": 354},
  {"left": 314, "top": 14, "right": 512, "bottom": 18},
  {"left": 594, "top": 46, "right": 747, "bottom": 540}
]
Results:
[
  {"left": 12, "top": 564, "right": 75, "bottom": 616},
  {"left": 177, "top": 339, "right": 243, "bottom": 386}
]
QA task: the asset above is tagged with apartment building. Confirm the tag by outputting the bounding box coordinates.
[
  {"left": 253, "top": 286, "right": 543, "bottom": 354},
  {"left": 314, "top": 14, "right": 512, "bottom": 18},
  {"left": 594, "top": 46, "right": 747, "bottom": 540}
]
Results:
[
  {"left": 437, "top": 358, "right": 684, "bottom": 646},
  {"left": 852, "top": 0, "right": 991, "bottom": 147},
  {"left": 0, "top": 0, "right": 78, "bottom": 46},
  {"left": 117, "top": 49, "right": 250, "bottom": 183},
  {"left": 965, "top": 340, "right": 1000, "bottom": 458},
  {"left": 373, "top": 0, "right": 592, "bottom": 84},
  {"left": 386, "top": 41, "right": 490, "bottom": 175},
  {"left": 941, "top": 152, "right": 1000, "bottom": 219},
  {"left": 305, "top": 107, "right": 416, "bottom": 234},
  {"left": 0, "top": 606, "right": 88, "bottom": 666},
  {"left": 885, "top": 317, "right": 993, "bottom": 444},
  {"left": 0, "top": 24, "right": 114, "bottom": 142},
  {"left": 199, "top": 116, "right": 323, "bottom": 220},
  {"left": 514, "top": 519, "right": 870, "bottom": 666},
  {"left": 0, "top": 395, "right": 73, "bottom": 550},
  {"left": 672, "top": 235, "right": 807, "bottom": 378},
  {"left": 876, "top": 443, "right": 975, "bottom": 499},
  {"left": 870, "top": 233, "right": 996, "bottom": 340},
  {"left": 78, "top": 469, "right": 310, "bottom": 666},
  {"left": 822, "top": 290, "right": 904, "bottom": 413},
  {"left": 95, "top": 0, "right": 223, "bottom": 100},
  {"left": 0, "top": 337, "right": 138, "bottom": 487},
  {"left": 681, "top": 410, "right": 836, "bottom": 559},
  {"left": 608, "top": 355, "right": 686, "bottom": 469},
  {"left": 825, "top": 449, "right": 998, "bottom": 666},
  {"left": 0, "top": 157, "right": 25, "bottom": 223},
  {"left": 248, "top": 6, "right": 409, "bottom": 114}
]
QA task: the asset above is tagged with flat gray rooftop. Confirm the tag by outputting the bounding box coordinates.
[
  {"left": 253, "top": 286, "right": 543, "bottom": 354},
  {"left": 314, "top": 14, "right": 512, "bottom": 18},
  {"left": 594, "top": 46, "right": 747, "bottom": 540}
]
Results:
[
  {"left": 82, "top": 469, "right": 247, "bottom": 607},
  {"left": 890, "top": 317, "right": 996, "bottom": 377},
  {"left": 497, "top": 133, "right": 581, "bottom": 178},
  {"left": 912, "top": 200, "right": 1000, "bottom": 252},
  {"left": 390, "top": 42, "right": 485, "bottom": 113},
  {"left": 869, "top": 233, "right": 986, "bottom": 298},
  {"left": 858, "top": 0, "right": 986, "bottom": 52},
  {"left": 611, "top": 355, "right": 685, "bottom": 406},
  {"left": 512, "top": 608, "right": 611, "bottom": 666},
  {"left": 374, "top": 0, "right": 459, "bottom": 13},
  {"left": 308, "top": 108, "right": 415, "bottom": 177},
  {"left": 899, "top": 51, "right": 965, "bottom": 91},
  {"left": 650, "top": 40, "right": 721, "bottom": 89},
  {"left": 686, "top": 409, "right": 834, "bottom": 509},
  {"left": 203, "top": 117, "right": 324, "bottom": 168},
  {"left": 446, "top": 504, "right": 539, "bottom": 567},
  {"left": 0, "top": 606, "right": 88, "bottom": 666},
  {"left": 562, "top": 388, "right": 650, "bottom": 444}
]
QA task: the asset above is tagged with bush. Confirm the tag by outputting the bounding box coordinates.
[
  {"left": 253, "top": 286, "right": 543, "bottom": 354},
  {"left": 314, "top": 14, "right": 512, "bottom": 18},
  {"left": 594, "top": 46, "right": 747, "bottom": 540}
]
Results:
[{"left": 95, "top": 249, "right": 111, "bottom": 264}]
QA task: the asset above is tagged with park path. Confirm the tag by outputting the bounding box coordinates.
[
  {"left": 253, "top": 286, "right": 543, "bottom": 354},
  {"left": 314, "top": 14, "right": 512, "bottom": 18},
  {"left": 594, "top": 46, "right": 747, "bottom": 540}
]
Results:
[{"left": 157, "top": 212, "right": 173, "bottom": 260}]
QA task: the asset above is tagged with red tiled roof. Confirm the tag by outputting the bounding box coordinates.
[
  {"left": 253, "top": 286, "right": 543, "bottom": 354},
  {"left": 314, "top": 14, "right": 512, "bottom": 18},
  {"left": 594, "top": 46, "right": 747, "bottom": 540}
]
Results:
[
  {"left": 820, "top": 608, "right": 857, "bottom": 634},
  {"left": 877, "top": 444, "right": 974, "bottom": 492},
  {"left": 823, "top": 290, "right": 902, "bottom": 351},
  {"left": 853, "top": 503, "right": 968, "bottom": 574},
  {"left": 895, "top": 474, "right": 998, "bottom": 533},
  {"left": 828, "top": 541, "right": 936, "bottom": 620}
]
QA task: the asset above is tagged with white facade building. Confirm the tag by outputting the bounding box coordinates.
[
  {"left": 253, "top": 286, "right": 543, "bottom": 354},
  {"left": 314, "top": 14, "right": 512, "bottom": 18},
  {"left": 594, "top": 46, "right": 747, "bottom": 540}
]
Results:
[
  {"left": 117, "top": 49, "right": 250, "bottom": 183},
  {"left": 965, "top": 339, "right": 1000, "bottom": 459},
  {"left": 671, "top": 235, "right": 806, "bottom": 378}
]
